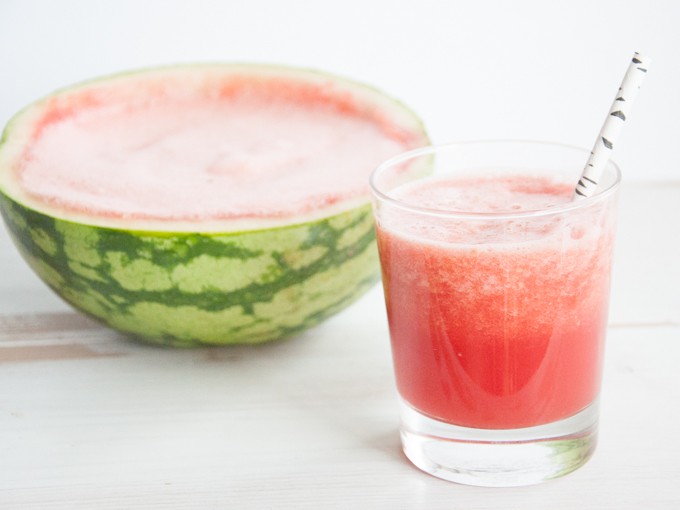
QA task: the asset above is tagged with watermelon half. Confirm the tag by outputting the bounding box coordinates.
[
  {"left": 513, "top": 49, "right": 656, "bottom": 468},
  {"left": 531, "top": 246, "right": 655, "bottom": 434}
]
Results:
[{"left": 0, "top": 64, "right": 428, "bottom": 346}]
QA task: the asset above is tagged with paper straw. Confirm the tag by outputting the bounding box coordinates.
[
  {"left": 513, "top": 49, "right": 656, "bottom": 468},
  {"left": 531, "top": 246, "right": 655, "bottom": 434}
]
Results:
[{"left": 574, "top": 52, "right": 651, "bottom": 199}]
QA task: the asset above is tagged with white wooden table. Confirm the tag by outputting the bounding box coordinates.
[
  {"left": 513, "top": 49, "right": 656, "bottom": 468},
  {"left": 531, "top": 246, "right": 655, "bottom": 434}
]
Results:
[{"left": 1, "top": 181, "right": 678, "bottom": 509}]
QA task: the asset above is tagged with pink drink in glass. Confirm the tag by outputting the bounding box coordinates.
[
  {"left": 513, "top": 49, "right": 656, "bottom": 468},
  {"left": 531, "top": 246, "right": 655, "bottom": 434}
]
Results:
[{"left": 370, "top": 141, "right": 620, "bottom": 486}]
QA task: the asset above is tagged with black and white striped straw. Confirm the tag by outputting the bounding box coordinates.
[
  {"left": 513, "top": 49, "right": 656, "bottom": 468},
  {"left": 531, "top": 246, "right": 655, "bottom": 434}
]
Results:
[{"left": 574, "top": 52, "right": 651, "bottom": 199}]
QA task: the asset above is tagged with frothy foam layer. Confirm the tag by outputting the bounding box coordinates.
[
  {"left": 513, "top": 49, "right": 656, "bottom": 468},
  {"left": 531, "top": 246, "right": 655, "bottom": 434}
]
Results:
[
  {"left": 391, "top": 175, "right": 573, "bottom": 213},
  {"left": 380, "top": 175, "right": 597, "bottom": 245}
]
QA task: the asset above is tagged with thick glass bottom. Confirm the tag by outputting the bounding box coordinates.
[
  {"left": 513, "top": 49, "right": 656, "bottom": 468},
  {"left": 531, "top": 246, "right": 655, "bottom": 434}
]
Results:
[{"left": 399, "top": 398, "right": 599, "bottom": 487}]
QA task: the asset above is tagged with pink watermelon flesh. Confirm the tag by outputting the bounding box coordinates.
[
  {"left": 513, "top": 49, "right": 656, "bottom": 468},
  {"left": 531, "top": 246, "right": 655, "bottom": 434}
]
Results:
[{"left": 15, "top": 68, "right": 422, "bottom": 229}]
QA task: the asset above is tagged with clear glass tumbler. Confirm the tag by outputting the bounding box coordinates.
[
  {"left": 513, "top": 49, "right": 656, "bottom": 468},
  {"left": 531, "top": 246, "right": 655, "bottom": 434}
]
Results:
[{"left": 369, "top": 140, "right": 620, "bottom": 486}]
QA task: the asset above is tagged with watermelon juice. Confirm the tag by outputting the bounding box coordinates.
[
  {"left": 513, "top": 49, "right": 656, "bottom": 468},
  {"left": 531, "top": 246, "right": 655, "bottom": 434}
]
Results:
[
  {"left": 376, "top": 175, "right": 615, "bottom": 429},
  {"left": 370, "top": 141, "right": 620, "bottom": 485}
]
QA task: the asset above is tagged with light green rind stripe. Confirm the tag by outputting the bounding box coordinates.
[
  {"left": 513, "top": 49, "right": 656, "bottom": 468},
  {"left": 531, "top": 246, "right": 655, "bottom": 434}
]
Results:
[{"left": 0, "top": 196, "right": 379, "bottom": 346}]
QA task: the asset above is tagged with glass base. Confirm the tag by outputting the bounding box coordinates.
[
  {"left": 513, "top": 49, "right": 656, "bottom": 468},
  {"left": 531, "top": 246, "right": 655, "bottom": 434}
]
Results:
[{"left": 399, "top": 398, "right": 599, "bottom": 487}]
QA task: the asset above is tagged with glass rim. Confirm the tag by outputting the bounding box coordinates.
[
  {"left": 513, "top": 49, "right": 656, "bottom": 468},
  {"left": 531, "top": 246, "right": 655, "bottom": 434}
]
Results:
[{"left": 369, "top": 139, "right": 622, "bottom": 221}]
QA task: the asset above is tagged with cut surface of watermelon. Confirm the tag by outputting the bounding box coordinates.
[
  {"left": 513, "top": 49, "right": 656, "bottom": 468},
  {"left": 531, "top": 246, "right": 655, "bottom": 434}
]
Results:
[{"left": 2, "top": 64, "right": 426, "bottom": 232}]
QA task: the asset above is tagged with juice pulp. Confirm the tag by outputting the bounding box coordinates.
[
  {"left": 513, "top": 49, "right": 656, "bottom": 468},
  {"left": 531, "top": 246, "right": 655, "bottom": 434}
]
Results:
[{"left": 375, "top": 175, "right": 615, "bottom": 429}]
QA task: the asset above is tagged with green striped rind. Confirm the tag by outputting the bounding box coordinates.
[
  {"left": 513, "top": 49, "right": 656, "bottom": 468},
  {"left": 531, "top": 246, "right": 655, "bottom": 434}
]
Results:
[{"left": 0, "top": 196, "right": 379, "bottom": 347}]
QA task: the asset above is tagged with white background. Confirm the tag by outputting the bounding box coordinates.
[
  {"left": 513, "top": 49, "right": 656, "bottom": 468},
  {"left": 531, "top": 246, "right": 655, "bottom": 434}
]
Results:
[{"left": 0, "top": 0, "right": 677, "bottom": 181}]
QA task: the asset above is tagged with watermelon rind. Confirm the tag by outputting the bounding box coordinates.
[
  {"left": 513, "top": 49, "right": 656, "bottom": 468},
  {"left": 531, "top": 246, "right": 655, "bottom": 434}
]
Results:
[{"left": 0, "top": 197, "right": 379, "bottom": 346}]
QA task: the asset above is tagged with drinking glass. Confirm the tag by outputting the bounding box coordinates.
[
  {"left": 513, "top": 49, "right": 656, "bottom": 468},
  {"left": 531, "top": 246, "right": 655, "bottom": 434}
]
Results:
[{"left": 369, "top": 140, "right": 620, "bottom": 486}]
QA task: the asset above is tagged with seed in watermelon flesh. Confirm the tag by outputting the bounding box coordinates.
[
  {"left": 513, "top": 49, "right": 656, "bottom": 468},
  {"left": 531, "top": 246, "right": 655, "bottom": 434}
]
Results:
[{"left": 0, "top": 64, "right": 428, "bottom": 346}]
